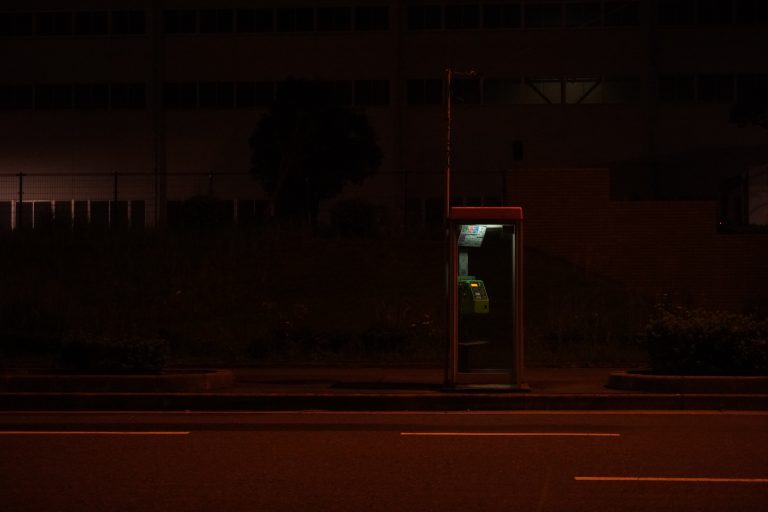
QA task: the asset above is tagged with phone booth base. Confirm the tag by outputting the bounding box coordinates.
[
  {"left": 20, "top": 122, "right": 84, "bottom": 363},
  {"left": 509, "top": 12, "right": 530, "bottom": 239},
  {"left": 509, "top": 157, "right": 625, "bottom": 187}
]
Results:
[{"left": 446, "top": 207, "right": 528, "bottom": 391}]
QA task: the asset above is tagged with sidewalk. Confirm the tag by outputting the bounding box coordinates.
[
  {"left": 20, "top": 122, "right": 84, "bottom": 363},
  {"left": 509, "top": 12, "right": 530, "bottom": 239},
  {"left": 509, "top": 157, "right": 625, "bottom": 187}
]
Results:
[{"left": 2, "top": 366, "right": 767, "bottom": 411}]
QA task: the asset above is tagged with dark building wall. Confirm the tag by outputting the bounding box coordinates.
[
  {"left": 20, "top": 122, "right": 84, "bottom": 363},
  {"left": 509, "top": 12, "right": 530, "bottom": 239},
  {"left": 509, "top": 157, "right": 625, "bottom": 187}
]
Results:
[
  {"left": 1, "top": 1, "right": 767, "bottom": 210},
  {"left": 508, "top": 167, "right": 768, "bottom": 311}
]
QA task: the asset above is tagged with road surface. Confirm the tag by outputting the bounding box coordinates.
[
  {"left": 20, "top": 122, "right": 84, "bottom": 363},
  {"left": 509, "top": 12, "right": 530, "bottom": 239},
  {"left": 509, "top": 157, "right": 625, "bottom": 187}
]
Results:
[{"left": 1, "top": 410, "right": 767, "bottom": 511}]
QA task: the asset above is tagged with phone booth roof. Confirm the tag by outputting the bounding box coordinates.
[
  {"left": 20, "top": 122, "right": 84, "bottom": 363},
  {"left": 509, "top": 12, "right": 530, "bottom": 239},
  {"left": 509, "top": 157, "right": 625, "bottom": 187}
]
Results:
[{"left": 448, "top": 206, "right": 523, "bottom": 222}]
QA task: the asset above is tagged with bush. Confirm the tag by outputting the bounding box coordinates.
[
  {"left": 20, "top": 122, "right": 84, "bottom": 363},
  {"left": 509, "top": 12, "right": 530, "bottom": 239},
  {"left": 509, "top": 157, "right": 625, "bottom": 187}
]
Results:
[
  {"left": 0, "top": 302, "right": 65, "bottom": 356},
  {"left": 58, "top": 333, "right": 169, "bottom": 373},
  {"left": 642, "top": 305, "right": 768, "bottom": 375},
  {"left": 329, "top": 198, "right": 380, "bottom": 237}
]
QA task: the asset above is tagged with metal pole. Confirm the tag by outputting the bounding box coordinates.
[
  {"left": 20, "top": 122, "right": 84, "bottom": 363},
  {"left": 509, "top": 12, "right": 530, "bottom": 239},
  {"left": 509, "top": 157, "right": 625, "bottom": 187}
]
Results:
[
  {"left": 445, "top": 67, "right": 452, "bottom": 220},
  {"left": 444, "top": 67, "right": 453, "bottom": 387},
  {"left": 152, "top": 2, "right": 166, "bottom": 228}
]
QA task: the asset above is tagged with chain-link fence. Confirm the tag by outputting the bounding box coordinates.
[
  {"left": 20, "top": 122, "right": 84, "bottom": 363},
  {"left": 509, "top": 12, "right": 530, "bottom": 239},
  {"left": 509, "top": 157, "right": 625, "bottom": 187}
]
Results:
[{"left": 0, "top": 170, "right": 512, "bottom": 233}]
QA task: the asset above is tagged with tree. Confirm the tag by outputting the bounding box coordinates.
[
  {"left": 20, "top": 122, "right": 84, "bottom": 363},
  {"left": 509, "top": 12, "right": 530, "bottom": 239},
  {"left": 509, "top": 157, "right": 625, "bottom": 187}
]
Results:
[{"left": 249, "top": 79, "right": 383, "bottom": 223}]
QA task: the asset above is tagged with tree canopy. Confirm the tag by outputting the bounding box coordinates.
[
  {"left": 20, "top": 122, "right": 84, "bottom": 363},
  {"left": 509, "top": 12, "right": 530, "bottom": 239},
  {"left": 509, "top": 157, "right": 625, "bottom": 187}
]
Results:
[{"left": 249, "top": 79, "right": 383, "bottom": 222}]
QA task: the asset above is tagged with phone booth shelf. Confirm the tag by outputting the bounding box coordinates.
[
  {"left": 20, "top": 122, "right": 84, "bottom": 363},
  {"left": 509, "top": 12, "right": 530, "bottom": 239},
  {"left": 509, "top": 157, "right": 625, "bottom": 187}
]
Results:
[{"left": 446, "top": 206, "right": 527, "bottom": 391}]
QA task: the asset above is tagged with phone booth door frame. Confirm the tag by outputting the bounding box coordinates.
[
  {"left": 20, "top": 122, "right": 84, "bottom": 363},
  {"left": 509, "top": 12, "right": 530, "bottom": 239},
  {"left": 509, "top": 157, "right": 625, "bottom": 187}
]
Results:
[{"left": 446, "top": 206, "right": 526, "bottom": 389}]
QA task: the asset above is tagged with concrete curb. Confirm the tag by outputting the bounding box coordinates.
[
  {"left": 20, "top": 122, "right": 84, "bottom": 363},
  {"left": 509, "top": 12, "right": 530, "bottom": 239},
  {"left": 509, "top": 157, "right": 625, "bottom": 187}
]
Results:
[
  {"left": 1, "top": 392, "right": 767, "bottom": 411},
  {"left": 0, "top": 369, "right": 234, "bottom": 393},
  {"left": 607, "top": 371, "right": 768, "bottom": 394}
]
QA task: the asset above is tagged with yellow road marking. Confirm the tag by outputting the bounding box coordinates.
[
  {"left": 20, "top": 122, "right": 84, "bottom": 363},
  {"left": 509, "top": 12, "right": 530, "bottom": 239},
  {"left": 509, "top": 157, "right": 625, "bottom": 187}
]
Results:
[
  {"left": 575, "top": 477, "right": 768, "bottom": 483},
  {"left": 401, "top": 432, "right": 620, "bottom": 437}
]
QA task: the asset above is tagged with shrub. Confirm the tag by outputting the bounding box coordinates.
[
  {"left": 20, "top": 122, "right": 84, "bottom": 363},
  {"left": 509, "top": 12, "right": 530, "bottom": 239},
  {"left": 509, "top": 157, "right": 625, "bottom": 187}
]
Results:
[
  {"left": 0, "top": 302, "right": 65, "bottom": 357},
  {"left": 642, "top": 305, "right": 768, "bottom": 375},
  {"left": 58, "top": 333, "right": 169, "bottom": 373},
  {"left": 329, "top": 198, "right": 380, "bottom": 237}
]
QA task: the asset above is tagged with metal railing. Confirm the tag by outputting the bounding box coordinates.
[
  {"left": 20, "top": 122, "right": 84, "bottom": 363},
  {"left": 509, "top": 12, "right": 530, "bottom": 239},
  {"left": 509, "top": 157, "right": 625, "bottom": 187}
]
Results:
[{"left": 0, "top": 172, "right": 266, "bottom": 231}]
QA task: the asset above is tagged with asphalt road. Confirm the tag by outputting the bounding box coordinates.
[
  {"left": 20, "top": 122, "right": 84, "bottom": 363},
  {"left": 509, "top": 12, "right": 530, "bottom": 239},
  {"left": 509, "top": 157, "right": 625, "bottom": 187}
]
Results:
[{"left": 1, "top": 411, "right": 767, "bottom": 512}]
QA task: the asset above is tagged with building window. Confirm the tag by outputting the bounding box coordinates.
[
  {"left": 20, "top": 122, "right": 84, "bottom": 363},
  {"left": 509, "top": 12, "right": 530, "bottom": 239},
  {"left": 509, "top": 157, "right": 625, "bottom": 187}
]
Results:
[
  {"left": 318, "top": 81, "right": 354, "bottom": 105},
  {"left": 736, "top": 74, "right": 768, "bottom": 102},
  {"left": 73, "top": 84, "right": 109, "bottom": 109},
  {"left": 407, "top": 79, "right": 442, "bottom": 105},
  {"left": 659, "top": 75, "right": 696, "bottom": 102},
  {"left": 445, "top": 4, "right": 480, "bottom": 29},
  {"left": 452, "top": 78, "right": 481, "bottom": 104},
  {"left": 697, "top": 0, "right": 733, "bottom": 23},
  {"left": 483, "top": 78, "right": 524, "bottom": 104},
  {"left": 658, "top": 0, "right": 696, "bottom": 25},
  {"left": 564, "top": 2, "right": 601, "bottom": 27},
  {"left": 236, "top": 8, "right": 273, "bottom": 32},
  {"left": 163, "top": 82, "right": 197, "bottom": 109},
  {"left": 75, "top": 12, "right": 108, "bottom": 35},
  {"left": 355, "top": 5, "right": 389, "bottom": 30},
  {"left": 317, "top": 6, "right": 352, "bottom": 31},
  {"left": 355, "top": 80, "right": 389, "bottom": 106},
  {"left": 163, "top": 10, "right": 197, "bottom": 34},
  {"left": 482, "top": 3, "right": 521, "bottom": 28},
  {"left": 35, "top": 84, "right": 73, "bottom": 109},
  {"left": 407, "top": 5, "right": 442, "bottom": 30},
  {"left": 0, "top": 84, "right": 34, "bottom": 110},
  {"left": 112, "top": 11, "right": 145, "bottom": 34},
  {"left": 603, "top": 77, "right": 642, "bottom": 102},
  {"left": 199, "top": 9, "right": 234, "bottom": 33},
  {"left": 0, "top": 12, "right": 34, "bottom": 36},
  {"left": 199, "top": 82, "right": 235, "bottom": 109},
  {"left": 735, "top": 0, "right": 768, "bottom": 23},
  {"left": 276, "top": 7, "right": 314, "bottom": 32},
  {"left": 524, "top": 3, "right": 562, "bottom": 28},
  {"left": 698, "top": 74, "right": 734, "bottom": 102},
  {"left": 604, "top": 1, "right": 641, "bottom": 26},
  {"left": 236, "top": 81, "right": 274, "bottom": 108},
  {"left": 523, "top": 78, "right": 561, "bottom": 103},
  {"left": 36, "top": 12, "right": 72, "bottom": 36},
  {"left": 565, "top": 77, "right": 602, "bottom": 103},
  {"left": 111, "top": 83, "right": 145, "bottom": 109}
]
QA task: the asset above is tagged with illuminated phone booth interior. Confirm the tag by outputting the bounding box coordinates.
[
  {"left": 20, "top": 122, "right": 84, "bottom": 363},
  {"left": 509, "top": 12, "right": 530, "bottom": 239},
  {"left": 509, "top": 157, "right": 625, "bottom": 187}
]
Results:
[{"left": 446, "top": 207, "right": 527, "bottom": 390}]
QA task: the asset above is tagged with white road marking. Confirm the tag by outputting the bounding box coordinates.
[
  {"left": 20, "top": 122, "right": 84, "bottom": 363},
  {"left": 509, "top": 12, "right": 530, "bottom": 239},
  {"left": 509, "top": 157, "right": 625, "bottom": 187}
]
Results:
[
  {"left": 575, "top": 477, "right": 768, "bottom": 483},
  {"left": 0, "top": 431, "right": 190, "bottom": 435},
  {"left": 401, "top": 432, "right": 620, "bottom": 437}
]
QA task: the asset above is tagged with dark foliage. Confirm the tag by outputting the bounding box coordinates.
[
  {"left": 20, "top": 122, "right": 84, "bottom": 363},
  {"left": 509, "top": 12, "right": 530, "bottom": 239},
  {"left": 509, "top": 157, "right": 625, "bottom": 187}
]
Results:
[
  {"left": 329, "top": 198, "right": 381, "bottom": 237},
  {"left": 642, "top": 305, "right": 768, "bottom": 375},
  {"left": 58, "top": 333, "right": 169, "bottom": 373},
  {"left": 730, "top": 101, "right": 768, "bottom": 130},
  {"left": 249, "top": 79, "right": 382, "bottom": 222}
]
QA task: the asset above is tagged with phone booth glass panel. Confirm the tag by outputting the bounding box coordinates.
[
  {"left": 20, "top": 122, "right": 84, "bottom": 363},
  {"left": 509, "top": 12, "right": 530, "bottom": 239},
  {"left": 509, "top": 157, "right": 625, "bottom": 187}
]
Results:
[{"left": 447, "top": 207, "right": 526, "bottom": 390}]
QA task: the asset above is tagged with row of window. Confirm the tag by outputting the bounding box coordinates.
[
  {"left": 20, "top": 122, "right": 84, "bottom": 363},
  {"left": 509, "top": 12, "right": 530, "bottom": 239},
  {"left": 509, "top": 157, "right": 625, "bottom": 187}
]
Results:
[
  {"left": 0, "top": 11, "right": 145, "bottom": 36},
  {"left": 2, "top": 74, "right": 765, "bottom": 111},
  {"left": 0, "top": 81, "right": 389, "bottom": 110},
  {"left": 659, "top": 74, "right": 768, "bottom": 103},
  {"left": 3, "top": 1, "right": 766, "bottom": 37},
  {"left": 0, "top": 83, "right": 146, "bottom": 110}
]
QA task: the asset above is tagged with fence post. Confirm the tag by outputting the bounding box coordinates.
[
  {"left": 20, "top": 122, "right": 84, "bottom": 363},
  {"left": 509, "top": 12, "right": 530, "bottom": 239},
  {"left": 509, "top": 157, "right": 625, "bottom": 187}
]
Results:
[
  {"left": 16, "top": 173, "right": 23, "bottom": 230},
  {"left": 112, "top": 172, "right": 119, "bottom": 228}
]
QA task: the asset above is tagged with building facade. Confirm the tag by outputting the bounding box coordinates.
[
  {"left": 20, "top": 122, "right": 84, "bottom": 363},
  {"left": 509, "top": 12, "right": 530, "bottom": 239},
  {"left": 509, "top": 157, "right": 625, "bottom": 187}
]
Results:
[{"left": 1, "top": 1, "right": 767, "bottom": 308}]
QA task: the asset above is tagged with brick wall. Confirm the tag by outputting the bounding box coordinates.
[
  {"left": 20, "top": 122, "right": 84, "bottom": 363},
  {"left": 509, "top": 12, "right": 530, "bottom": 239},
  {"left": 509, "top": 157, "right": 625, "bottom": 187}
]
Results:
[{"left": 508, "top": 168, "right": 768, "bottom": 312}]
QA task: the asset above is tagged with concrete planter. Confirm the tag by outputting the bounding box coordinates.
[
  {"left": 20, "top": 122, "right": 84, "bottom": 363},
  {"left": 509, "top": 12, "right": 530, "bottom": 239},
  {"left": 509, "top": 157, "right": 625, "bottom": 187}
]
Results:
[
  {"left": 0, "top": 369, "right": 234, "bottom": 392},
  {"left": 607, "top": 370, "right": 768, "bottom": 394}
]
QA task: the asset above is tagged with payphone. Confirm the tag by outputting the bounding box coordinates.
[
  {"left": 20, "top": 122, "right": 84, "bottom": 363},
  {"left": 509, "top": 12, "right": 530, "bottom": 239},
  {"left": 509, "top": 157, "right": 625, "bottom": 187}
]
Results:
[{"left": 446, "top": 207, "right": 526, "bottom": 390}]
